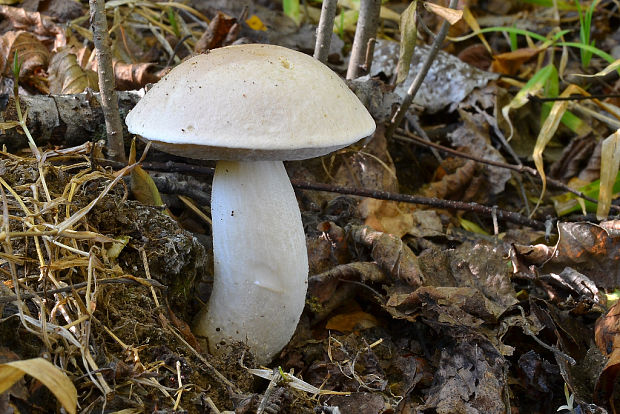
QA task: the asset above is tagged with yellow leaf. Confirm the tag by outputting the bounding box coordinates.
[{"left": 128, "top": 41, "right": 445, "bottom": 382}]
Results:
[
  {"left": 423, "top": 1, "right": 463, "bottom": 25},
  {"left": 245, "top": 15, "right": 267, "bottom": 31},
  {"left": 128, "top": 139, "right": 164, "bottom": 208},
  {"left": 0, "top": 358, "right": 77, "bottom": 414},
  {"left": 459, "top": 217, "right": 490, "bottom": 235}
]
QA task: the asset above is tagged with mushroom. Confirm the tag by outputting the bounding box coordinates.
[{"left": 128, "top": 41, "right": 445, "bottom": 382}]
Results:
[{"left": 125, "top": 44, "right": 375, "bottom": 363}]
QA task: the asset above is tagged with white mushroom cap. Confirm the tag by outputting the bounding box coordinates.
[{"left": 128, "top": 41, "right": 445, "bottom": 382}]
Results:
[{"left": 125, "top": 44, "right": 376, "bottom": 160}]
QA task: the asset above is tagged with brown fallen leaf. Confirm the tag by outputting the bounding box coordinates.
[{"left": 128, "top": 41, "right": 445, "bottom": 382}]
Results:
[
  {"left": 386, "top": 285, "right": 506, "bottom": 325},
  {"left": 491, "top": 47, "right": 543, "bottom": 76},
  {"left": 351, "top": 225, "right": 424, "bottom": 288},
  {"left": 325, "top": 309, "right": 379, "bottom": 333},
  {"left": 194, "top": 11, "right": 237, "bottom": 53},
  {"left": 0, "top": 31, "right": 49, "bottom": 77},
  {"left": 0, "top": 5, "right": 65, "bottom": 49},
  {"left": 594, "top": 302, "right": 620, "bottom": 408},
  {"left": 517, "top": 222, "right": 620, "bottom": 289},
  {"left": 359, "top": 198, "right": 414, "bottom": 238},
  {"left": 48, "top": 47, "right": 98, "bottom": 94},
  {"left": 421, "top": 158, "right": 477, "bottom": 201},
  {"left": 26, "top": 0, "right": 84, "bottom": 23},
  {"left": 112, "top": 61, "right": 160, "bottom": 90}
]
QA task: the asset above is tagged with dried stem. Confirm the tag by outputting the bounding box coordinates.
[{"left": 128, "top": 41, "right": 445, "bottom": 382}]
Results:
[
  {"left": 89, "top": 0, "right": 127, "bottom": 162},
  {"left": 314, "top": 0, "right": 338, "bottom": 63},
  {"left": 393, "top": 129, "right": 619, "bottom": 212},
  {"left": 387, "top": 0, "right": 459, "bottom": 138},
  {"left": 292, "top": 180, "right": 547, "bottom": 230},
  {"left": 346, "top": 0, "right": 381, "bottom": 79}
]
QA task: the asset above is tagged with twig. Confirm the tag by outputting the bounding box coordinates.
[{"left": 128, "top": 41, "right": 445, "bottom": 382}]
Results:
[
  {"left": 346, "top": 0, "right": 381, "bottom": 79},
  {"left": 394, "top": 129, "right": 619, "bottom": 211},
  {"left": 100, "top": 158, "right": 551, "bottom": 228},
  {"left": 386, "top": 0, "right": 459, "bottom": 138},
  {"left": 314, "top": 0, "right": 338, "bottom": 63},
  {"left": 292, "top": 180, "right": 547, "bottom": 230},
  {"left": 89, "top": 0, "right": 127, "bottom": 162},
  {"left": 165, "top": 34, "right": 193, "bottom": 68}
]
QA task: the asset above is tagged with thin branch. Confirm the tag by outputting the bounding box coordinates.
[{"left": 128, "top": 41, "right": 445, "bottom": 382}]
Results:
[
  {"left": 393, "top": 129, "right": 619, "bottom": 211},
  {"left": 346, "top": 0, "right": 381, "bottom": 79},
  {"left": 386, "top": 0, "right": 459, "bottom": 138},
  {"left": 89, "top": 0, "right": 127, "bottom": 162},
  {"left": 314, "top": 0, "right": 338, "bottom": 63},
  {"left": 291, "top": 180, "right": 547, "bottom": 230}
]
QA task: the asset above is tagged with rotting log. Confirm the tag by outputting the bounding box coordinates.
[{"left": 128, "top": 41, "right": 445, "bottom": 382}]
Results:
[{"left": 0, "top": 91, "right": 140, "bottom": 151}]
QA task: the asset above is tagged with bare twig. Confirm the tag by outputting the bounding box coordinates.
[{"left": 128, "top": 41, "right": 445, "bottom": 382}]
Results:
[
  {"left": 99, "top": 158, "right": 554, "bottom": 228},
  {"left": 89, "top": 0, "right": 127, "bottom": 162},
  {"left": 393, "top": 129, "right": 619, "bottom": 211},
  {"left": 387, "top": 0, "right": 459, "bottom": 138},
  {"left": 346, "top": 0, "right": 381, "bottom": 79},
  {"left": 314, "top": 0, "right": 338, "bottom": 63},
  {"left": 292, "top": 180, "right": 547, "bottom": 230}
]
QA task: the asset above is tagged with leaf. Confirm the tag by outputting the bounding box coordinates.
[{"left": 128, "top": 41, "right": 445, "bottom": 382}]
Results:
[
  {"left": 423, "top": 1, "right": 463, "bottom": 25},
  {"left": 326, "top": 310, "right": 379, "bottom": 332},
  {"left": 574, "top": 58, "right": 620, "bottom": 78},
  {"left": 245, "top": 14, "right": 267, "bottom": 31},
  {"left": 460, "top": 6, "right": 492, "bottom": 55},
  {"left": 501, "top": 64, "right": 556, "bottom": 141},
  {"left": 128, "top": 140, "right": 166, "bottom": 210},
  {"left": 395, "top": 0, "right": 418, "bottom": 86},
  {"left": 283, "top": 0, "right": 301, "bottom": 25},
  {"left": 491, "top": 48, "right": 542, "bottom": 76},
  {"left": 532, "top": 83, "right": 586, "bottom": 207},
  {"left": 459, "top": 217, "right": 490, "bottom": 235},
  {"left": 48, "top": 47, "right": 98, "bottom": 94},
  {"left": 359, "top": 198, "right": 414, "bottom": 238},
  {"left": 597, "top": 130, "right": 620, "bottom": 220},
  {"left": 0, "top": 31, "right": 49, "bottom": 77},
  {"left": 0, "top": 358, "right": 77, "bottom": 414}
]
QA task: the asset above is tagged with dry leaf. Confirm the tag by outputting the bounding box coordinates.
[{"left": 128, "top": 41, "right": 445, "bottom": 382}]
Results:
[
  {"left": 0, "top": 31, "right": 49, "bottom": 77},
  {"left": 351, "top": 225, "right": 424, "bottom": 287},
  {"left": 112, "top": 61, "right": 159, "bottom": 90},
  {"left": 395, "top": 0, "right": 418, "bottom": 86},
  {"left": 359, "top": 198, "right": 414, "bottom": 238},
  {"left": 597, "top": 129, "right": 620, "bottom": 220},
  {"left": 491, "top": 48, "right": 542, "bottom": 76},
  {"left": 423, "top": 1, "right": 463, "bottom": 25},
  {"left": 0, "top": 5, "right": 65, "bottom": 49},
  {"left": 0, "top": 358, "right": 77, "bottom": 414},
  {"left": 194, "top": 11, "right": 237, "bottom": 53},
  {"left": 326, "top": 310, "right": 379, "bottom": 332},
  {"left": 48, "top": 47, "right": 98, "bottom": 94},
  {"left": 594, "top": 302, "right": 620, "bottom": 409}
]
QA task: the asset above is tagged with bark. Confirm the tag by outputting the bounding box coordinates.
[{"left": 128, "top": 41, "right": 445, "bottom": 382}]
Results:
[
  {"left": 0, "top": 92, "right": 141, "bottom": 151},
  {"left": 346, "top": 0, "right": 381, "bottom": 80},
  {"left": 313, "top": 0, "right": 338, "bottom": 63},
  {"left": 89, "top": 0, "right": 126, "bottom": 162}
]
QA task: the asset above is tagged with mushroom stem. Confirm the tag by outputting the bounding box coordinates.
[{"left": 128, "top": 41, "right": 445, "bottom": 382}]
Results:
[{"left": 195, "top": 160, "right": 309, "bottom": 363}]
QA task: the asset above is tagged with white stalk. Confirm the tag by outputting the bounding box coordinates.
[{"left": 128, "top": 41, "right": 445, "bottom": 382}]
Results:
[{"left": 194, "top": 160, "right": 309, "bottom": 363}]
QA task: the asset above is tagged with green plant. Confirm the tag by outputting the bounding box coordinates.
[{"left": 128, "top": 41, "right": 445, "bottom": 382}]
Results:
[
  {"left": 283, "top": 0, "right": 301, "bottom": 24},
  {"left": 576, "top": 0, "right": 599, "bottom": 68}
]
